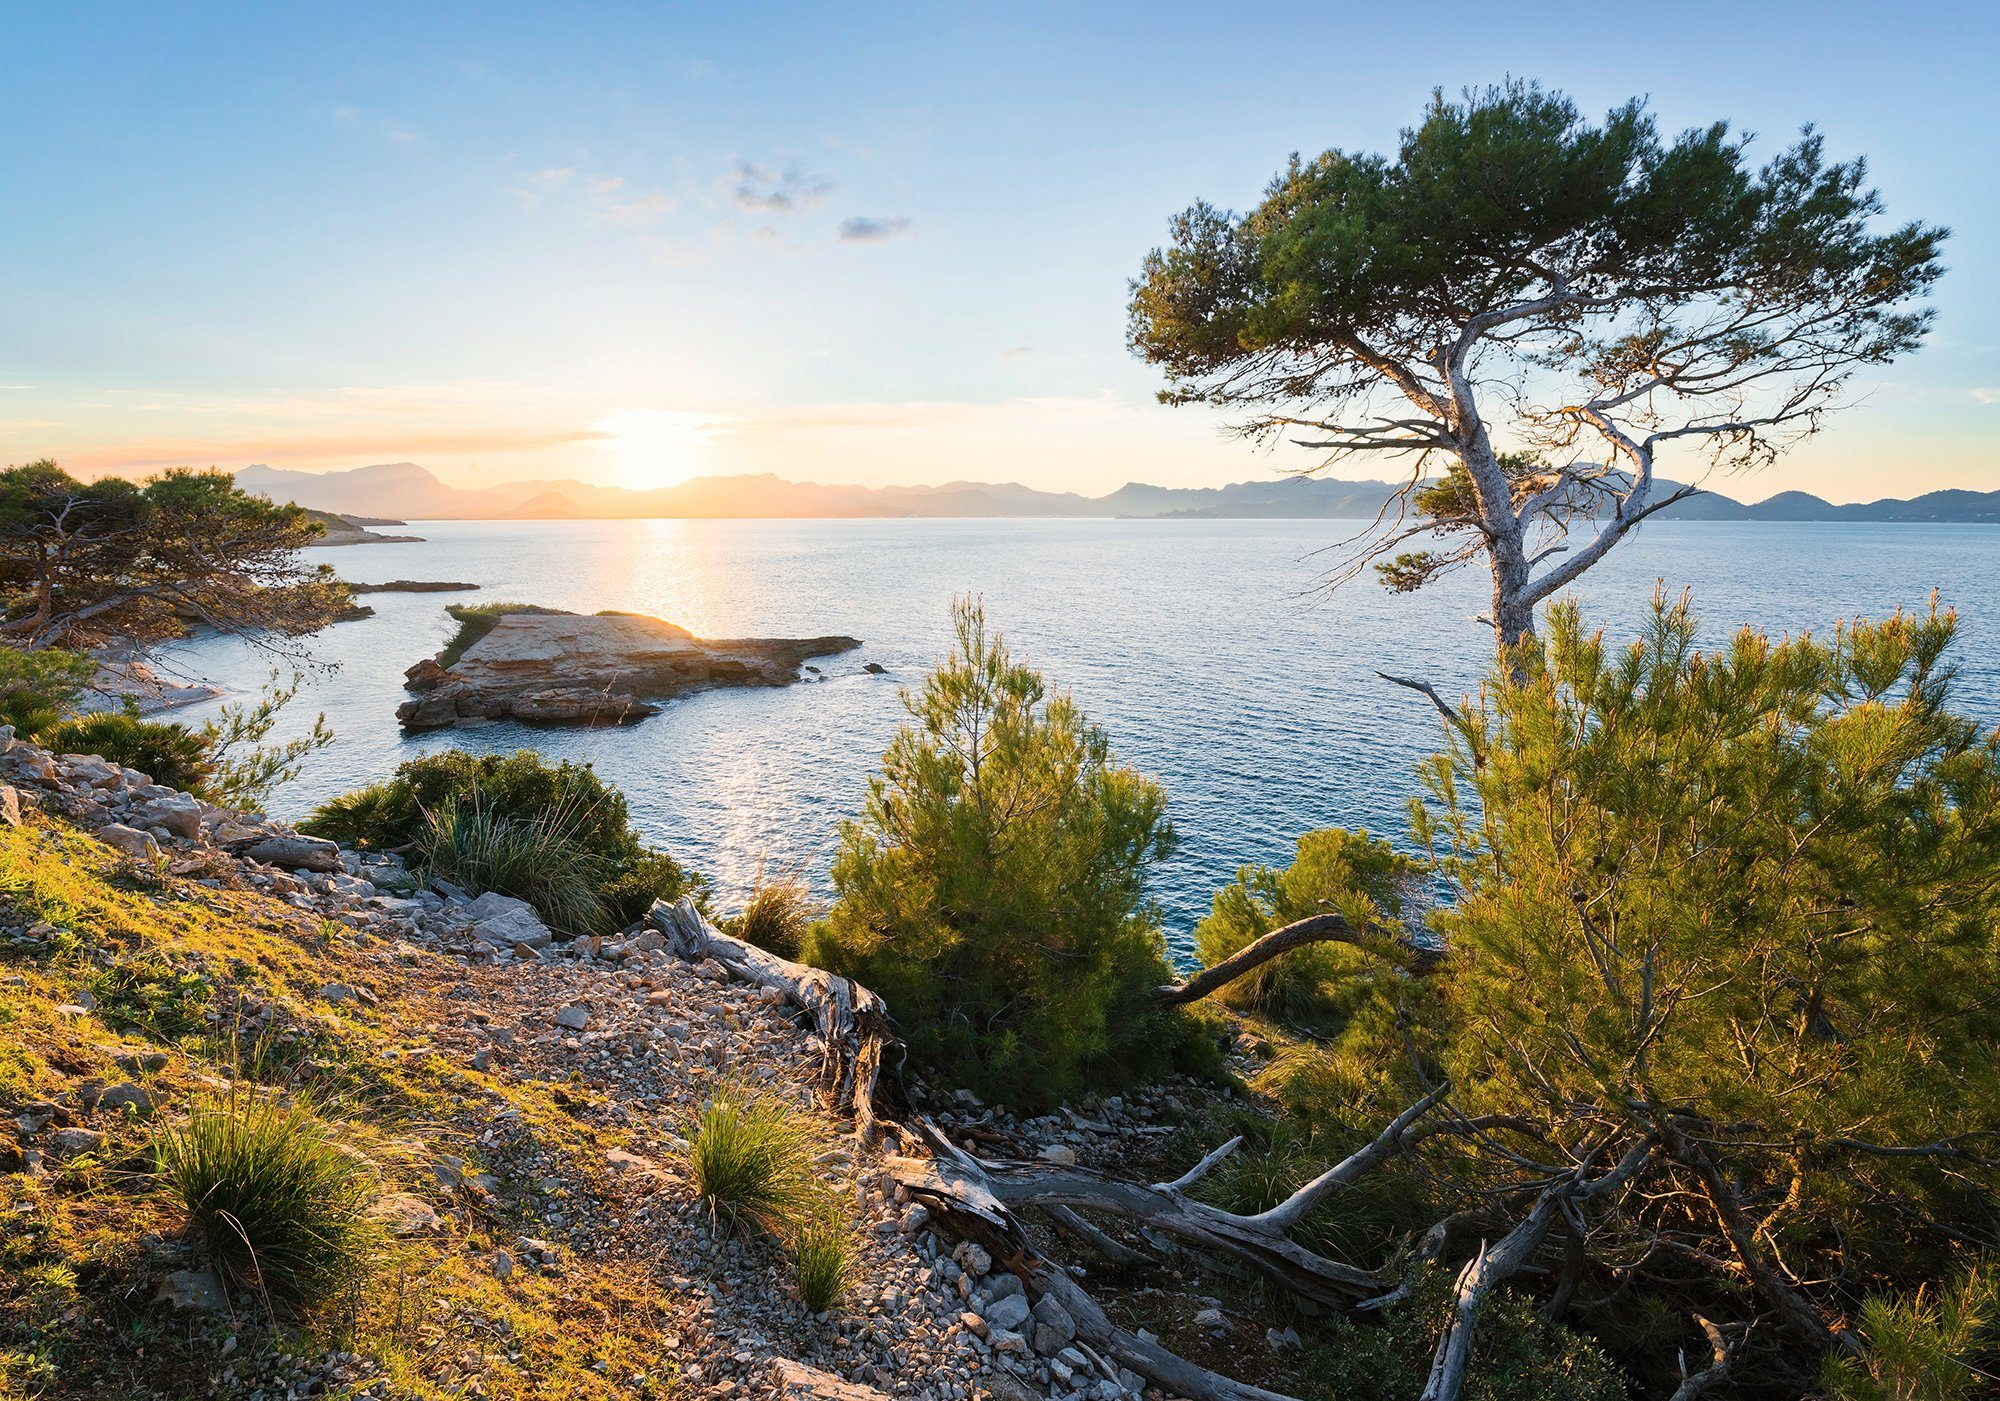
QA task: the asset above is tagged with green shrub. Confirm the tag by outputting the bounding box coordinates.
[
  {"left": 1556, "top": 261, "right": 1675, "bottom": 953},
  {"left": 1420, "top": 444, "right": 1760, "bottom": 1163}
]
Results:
[
  {"left": 0, "top": 646, "right": 93, "bottom": 735},
  {"left": 154, "top": 1087, "right": 385, "bottom": 1312},
  {"left": 1822, "top": 1267, "right": 2000, "bottom": 1401},
  {"left": 686, "top": 1084, "right": 822, "bottom": 1238},
  {"left": 727, "top": 873, "right": 816, "bottom": 959},
  {"left": 1411, "top": 594, "right": 2000, "bottom": 1383},
  {"left": 1192, "top": 827, "right": 1416, "bottom": 1029},
  {"left": 40, "top": 712, "right": 216, "bottom": 794},
  {"left": 302, "top": 749, "right": 703, "bottom": 933},
  {"left": 1299, "top": 1266, "right": 1625, "bottom": 1401},
  {"left": 802, "top": 599, "right": 1193, "bottom": 1107},
  {"left": 437, "top": 602, "right": 566, "bottom": 668},
  {"left": 793, "top": 1215, "right": 854, "bottom": 1313}
]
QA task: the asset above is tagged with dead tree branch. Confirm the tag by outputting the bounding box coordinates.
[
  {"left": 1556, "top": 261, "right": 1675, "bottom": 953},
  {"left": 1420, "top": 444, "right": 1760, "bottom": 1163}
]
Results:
[{"left": 1155, "top": 911, "right": 1442, "bottom": 1005}]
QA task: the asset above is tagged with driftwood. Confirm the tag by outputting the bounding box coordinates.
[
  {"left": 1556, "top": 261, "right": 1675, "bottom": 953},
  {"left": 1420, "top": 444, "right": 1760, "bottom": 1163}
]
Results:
[
  {"left": 1418, "top": 1138, "right": 1656, "bottom": 1401},
  {"left": 651, "top": 897, "right": 897, "bottom": 1140}
]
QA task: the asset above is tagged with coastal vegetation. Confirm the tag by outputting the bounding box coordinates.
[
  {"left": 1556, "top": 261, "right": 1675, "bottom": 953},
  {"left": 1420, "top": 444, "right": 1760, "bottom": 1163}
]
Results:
[
  {"left": 1191, "top": 826, "right": 1415, "bottom": 1030},
  {"left": 0, "top": 80, "right": 1988, "bottom": 1401},
  {"left": 801, "top": 598, "right": 1207, "bottom": 1107},
  {"left": 0, "top": 460, "right": 351, "bottom": 652},
  {"left": 302, "top": 748, "right": 705, "bottom": 933},
  {"left": 1128, "top": 81, "right": 1945, "bottom": 647},
  {"left": 436, "top": 601, "right": 568, "bottom": 668},
  {"left": 153, "top": 1081, "right": 387, "bottom": 1311}
]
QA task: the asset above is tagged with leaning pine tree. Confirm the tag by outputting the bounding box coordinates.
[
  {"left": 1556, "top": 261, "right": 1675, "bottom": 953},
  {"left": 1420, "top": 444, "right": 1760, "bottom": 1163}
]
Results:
[{"left": 1128, "top": 82, "right": 1945, "bottom": 650}]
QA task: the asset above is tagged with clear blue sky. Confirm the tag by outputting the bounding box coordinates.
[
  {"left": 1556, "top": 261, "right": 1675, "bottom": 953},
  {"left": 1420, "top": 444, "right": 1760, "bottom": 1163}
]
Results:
[{"left": 3, "top": 1, "right": 1995, "bottom": 499}]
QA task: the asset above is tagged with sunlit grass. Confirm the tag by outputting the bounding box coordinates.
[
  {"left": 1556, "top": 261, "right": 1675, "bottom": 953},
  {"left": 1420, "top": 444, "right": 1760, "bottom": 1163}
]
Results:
[
  {"left": 687, "top": 1083, "right": 822, "bottom": 1238},
  {"left": 153, "top": 1086, "right": 386, "bottom": 1313}
]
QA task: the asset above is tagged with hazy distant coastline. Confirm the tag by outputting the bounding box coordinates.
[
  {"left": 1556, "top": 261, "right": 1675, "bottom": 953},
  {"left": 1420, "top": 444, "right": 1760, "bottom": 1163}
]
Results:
[{"left": 239, "top": 460, "right": 2000, "bottom": 526}]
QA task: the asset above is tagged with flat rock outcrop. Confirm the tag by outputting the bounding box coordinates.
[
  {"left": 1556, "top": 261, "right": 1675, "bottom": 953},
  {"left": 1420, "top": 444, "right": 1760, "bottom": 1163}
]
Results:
[{"left": 397, "top": 609, "right": 861, "bottom": 729}]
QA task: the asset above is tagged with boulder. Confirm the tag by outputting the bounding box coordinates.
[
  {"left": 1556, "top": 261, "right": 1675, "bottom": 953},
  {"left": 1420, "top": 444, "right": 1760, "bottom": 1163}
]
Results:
[
  {"left": 396, "top": 610, "right": 860, "bottom": 730},
  {"left": 134, "top": 793, "right": 203, "bottom": 839},
  {"left": 983, "top": 1292, "right": 1032, "bottom": 1333},
  {"left": 43, "top": 1127, "right": 106, "bottom": 1159},
  {"left": 770, "top": 1360, "right": 896, "bottom": 1399},
  {"left": 98, "top": 1082, "right": 155, "bottom": 1115},
  {"left": 0, "top": 784, "right": 19, "bottom": 827},
  {"left": 464, "top": 891, "right": 554, "bottom": 949},
  {"left": 97, "top": 823, "right": 160, "bottom": 860},
  {"left": 243, "top": 833, "right": 341, "bottom": 872},
  {"left": 1030, "top": 1294, "right": 1078, "bottom": 1353}
]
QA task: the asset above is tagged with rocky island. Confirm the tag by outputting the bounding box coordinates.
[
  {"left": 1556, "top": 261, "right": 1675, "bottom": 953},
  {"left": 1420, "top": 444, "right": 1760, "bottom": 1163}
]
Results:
[{"left": 398, "top": 606, "right": 862, "bottom": 728}]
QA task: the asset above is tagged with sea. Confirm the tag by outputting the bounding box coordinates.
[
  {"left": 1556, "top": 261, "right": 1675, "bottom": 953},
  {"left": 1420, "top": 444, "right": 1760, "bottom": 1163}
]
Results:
[{"left": 163, "top": 518, "right": 2000, "bottom": 957}]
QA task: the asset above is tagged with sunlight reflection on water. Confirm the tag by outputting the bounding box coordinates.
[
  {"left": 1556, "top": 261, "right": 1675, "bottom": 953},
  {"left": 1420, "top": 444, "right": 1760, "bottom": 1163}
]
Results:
[{"left": 165, "top": 518, "right": 2000, "bottom": 957}]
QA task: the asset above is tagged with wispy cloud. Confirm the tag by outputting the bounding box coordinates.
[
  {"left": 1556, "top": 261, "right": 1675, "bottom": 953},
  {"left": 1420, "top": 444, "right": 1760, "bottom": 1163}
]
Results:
[
  {"left": 331, "top": 103, "right": 418, "bottom": 145},
  {"left": 513, "top": 165, "right": 673, "bottom": 225},
  {"left": 998, "top": 340, "right": 1033, "bottom": 359},
  {"left": 837, "top": 215, "right": 911, "bottom": 243},
  {"left": 731, "top": 160, "right": 834, "bottom": 213},
  {"left": 597, "top": 190, "right": 677, "bottom": 226}
]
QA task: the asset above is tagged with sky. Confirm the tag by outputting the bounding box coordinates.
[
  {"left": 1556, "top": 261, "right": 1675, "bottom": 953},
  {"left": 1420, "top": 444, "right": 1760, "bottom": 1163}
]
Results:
[{"left": 3, "top": 1, "right": 1996, "bottom": 503}]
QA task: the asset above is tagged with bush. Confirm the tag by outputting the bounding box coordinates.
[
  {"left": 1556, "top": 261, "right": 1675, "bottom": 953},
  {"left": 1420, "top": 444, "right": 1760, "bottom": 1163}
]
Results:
[
  {"left": 687, "top": 1083, "right": 822, "bottom": 1238},
  {"left": 1192, "top": 827, "right": 1416, "bottom": 1029},
  {"left": 303, "top": 749, "right": 703, "bottom": 933},
  {"left": 154, "top": 1087, "right": 384, "bottom": 1312},
  {"left": 1412, "top": 593, "right": 2000, "bottom": 1383},
  {"left": 39, "top": 712, "right": 216, "bottom": 794},
  {"left": 802, "top": 599, "right": 1191, "bottom": 1107},
  {"left": 0, "top": 646, "right": 93, "bottom": 735}
]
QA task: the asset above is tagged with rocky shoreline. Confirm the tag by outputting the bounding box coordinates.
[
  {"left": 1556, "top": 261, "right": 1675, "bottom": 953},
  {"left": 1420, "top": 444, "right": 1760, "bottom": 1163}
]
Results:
[
  {"left": 398, "top": 610, "right": 864, "bottom": 729},
  {"left": 0, "top": 726, "right": 1264, "bottom": 1400}
]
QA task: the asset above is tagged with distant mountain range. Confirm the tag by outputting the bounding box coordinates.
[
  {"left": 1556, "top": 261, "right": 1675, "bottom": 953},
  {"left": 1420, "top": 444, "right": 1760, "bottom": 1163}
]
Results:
[{"left": 235, "top": 461, "right": 2000, "bottom": 525}]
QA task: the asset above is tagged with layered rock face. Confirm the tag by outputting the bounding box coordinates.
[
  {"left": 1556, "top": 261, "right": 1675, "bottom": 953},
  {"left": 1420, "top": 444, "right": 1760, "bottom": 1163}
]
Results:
[{"left": 397, "top": 610, "right": 861, "bottom": 729}]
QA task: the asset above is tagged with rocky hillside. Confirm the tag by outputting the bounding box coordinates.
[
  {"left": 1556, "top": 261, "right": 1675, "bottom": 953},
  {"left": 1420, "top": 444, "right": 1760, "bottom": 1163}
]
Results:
[{"left": 0, "top": 729, "right": 1235, "bottom": 1400}]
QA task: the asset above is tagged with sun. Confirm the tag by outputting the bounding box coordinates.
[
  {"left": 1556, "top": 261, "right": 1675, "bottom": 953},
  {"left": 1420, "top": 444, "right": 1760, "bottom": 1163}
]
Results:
[{"left": 595, "top": 409, "right": 725, "bottom": 488}]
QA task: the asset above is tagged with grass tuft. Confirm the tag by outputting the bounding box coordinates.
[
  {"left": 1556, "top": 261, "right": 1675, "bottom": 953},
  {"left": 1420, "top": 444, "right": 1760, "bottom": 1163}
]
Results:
[
  {"left": 153, "top": 1087, "right": 386, "bottom": 1313},
  {"left": 728, "top": 871, "right": 817, "bottom": 959},
  {"left": 414, "top": 794, "right": 611, "bottom": 935},
  {"left": 793, "top": 1215, "right": 853, "bottom": 1313},
  {"left": 687, "top": 1084, "right": 821, "bottom": 1239}
]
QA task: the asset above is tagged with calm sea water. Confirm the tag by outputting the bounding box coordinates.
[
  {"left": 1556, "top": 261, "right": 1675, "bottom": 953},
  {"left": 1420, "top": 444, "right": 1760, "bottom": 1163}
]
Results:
[{"left": 164, "top": 519, "right": 2000, "bottom": 955}]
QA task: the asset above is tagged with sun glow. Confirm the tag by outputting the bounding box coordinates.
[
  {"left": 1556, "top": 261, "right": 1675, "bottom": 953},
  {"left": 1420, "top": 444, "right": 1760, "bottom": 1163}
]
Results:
[{"left": 594, "top": 409, "right": 728, "bottom": 488}]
